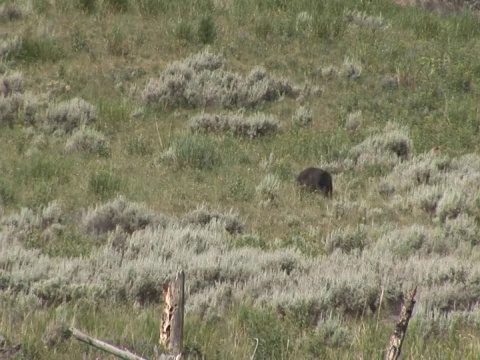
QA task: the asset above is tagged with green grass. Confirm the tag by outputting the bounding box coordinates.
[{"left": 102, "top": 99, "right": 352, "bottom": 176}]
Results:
[{"left": 3, "top": 0, "right": 480, "bottom": 358}]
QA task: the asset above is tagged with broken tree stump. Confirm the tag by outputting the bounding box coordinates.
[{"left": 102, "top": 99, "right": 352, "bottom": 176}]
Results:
[
  {"left": 385, "top": 286, "right": 418, "bottom": 360},
  {"left": 160, "top": 270, "right": 185, "bottom": 358}
]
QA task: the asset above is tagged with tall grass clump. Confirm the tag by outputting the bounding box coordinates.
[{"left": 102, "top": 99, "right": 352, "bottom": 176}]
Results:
[
  {"left": 88, "top": 171, "right": 122, "bottom": 200},
  {"left": 161, "top": 134, "right": 222, "bottom": 170},
  {"left": 189, "top": 111, "right": 280, "bottom": 138},
  {"left": 9, "top": 34, "right": 64, "bottom": 63},
  {"left": 46, "top": 98, "right": 97, "bottom": 134}
]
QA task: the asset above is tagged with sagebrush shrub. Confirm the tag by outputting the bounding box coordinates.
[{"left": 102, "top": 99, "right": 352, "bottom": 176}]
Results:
[
  {"left": 323, "top": 225, "right": 367, "bottom": 254},
  {"left": 344, "top": 10, "right": 385, "bottom": 27},
  {"left": 341, "top": 57, "right": 362, "bottom": 79},
  {"left": 1, "top": 71, "right": 24, "bottom": 95},
  {"left": 64, "top": 127, "right": 109, "bottom": 156},
  {"left": 142, "top": 50, "right": 317, "bottom": 109},
  {"left": 0, "top": 94, "right": 21, "bottom": 127},
  {"left": 345, "top": 110, "right": 362, "bottom": 131},
  {"left": 256, "top": 174, "right": 280, "bottom": 205},
  {"left": 1, "top": 201, "right": 64, "bottom": 244},
  {"left": 46, "top": 97, "right": 97, "bottom": 134},
  {"left": 0, "top": 35, "right": 21, "bottom": 59},
  {"left": 349, "top": 122, "right": 413, "bottom": 168},
  {"left": 292, "top": 106, "right": 312, "bottom": 127},
  {"left": 82, "top": 196, "right": 167, "bottom": 236},
  {"left": 190, "top": 111, "right": 280, "bottom": 138},
  {"left": 443, "top": 214, "right": 480, "bottom": 247},
  {"left": 377, "top": 152, "right": 450, "bottom": 196},
  {"left": 296, "top": 11, "right": 313, "bottom": 34},
  {"left": 184, "top": 204, "right": 244, "bottom": 235}
]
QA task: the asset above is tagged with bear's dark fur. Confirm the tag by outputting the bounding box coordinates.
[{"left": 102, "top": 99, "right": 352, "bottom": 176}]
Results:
[{"left": 296, "top": 167, "right": 333, "bottom": 197}]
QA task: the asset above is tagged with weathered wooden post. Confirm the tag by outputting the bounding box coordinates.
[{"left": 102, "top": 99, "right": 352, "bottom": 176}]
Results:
[
  {"left": 160, "top": 270, "right": 185, "bottom": 359},
  {"left": 385, "top": 286, "right": 417, "bottom": 360}
]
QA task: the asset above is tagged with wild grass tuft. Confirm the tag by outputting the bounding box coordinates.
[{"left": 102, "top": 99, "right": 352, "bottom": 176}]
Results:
[
  {"left": 88, "top": 171, "right": 122, "bottom": 200},
  {"left": 161, "top": 133, "right": 222, "bottom": 170}
]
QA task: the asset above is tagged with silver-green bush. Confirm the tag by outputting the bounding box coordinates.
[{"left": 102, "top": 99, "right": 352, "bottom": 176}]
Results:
[
  {"left": 46, "top": 97, "right": 97, "bottom": 134},
  {"left": 64, "top": 127, "right": 109, "bottom": 156}
]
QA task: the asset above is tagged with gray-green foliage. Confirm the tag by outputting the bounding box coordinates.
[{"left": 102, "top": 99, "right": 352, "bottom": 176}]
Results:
[
  {"left": 1, "top": 201, "right": 64, "bottom": 245},
  {"left": 189, "top": 111, "right": 279, "bottom": 138},
  {"left": 46, "top": 97, "right": 97, "bottom": 134},
  {"left": 64, "top": 127, "right": 109, "bottom": 156},
  {"left": 349, "top": 122, "right": 413, "bottom": 168},
  {"left": 82, "top": 196, "right": 167, "bottom": 235},
  {"left": 256, "top": 173, "right": 281, "bottom": 206},
  {"left": 292, "top": 106, "right": 313, "bottom": 127},
  {"left": 0, "top": 71, "right": 25, "bottom": 127},
  {"left": 142, "top": 50, "right": 318, "bottom": 109},
  {"left": 379, "top": 152, "right": 480, "bottom": 224},
  {"left": 3, "top": 198, "right": 480, "bottom": 317},
  {"left": 183, "top": 203, "right": 244, "bottom": 235}
]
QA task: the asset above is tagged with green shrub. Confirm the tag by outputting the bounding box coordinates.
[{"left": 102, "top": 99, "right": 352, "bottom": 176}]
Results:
[
  {"left": 136, "top": 0, "right": 168, "bottom": 16},
  {"left": 161, "top": 134, "right": 222, "bottom": 170},
  {"left": 0, "top": 177, "right": 15, "bottom": 206},
  {"left": 9, "top": 35, "right": 64, "bottom": 63},
  {"left": 126, "top": 137, "right": 153, "bottom": 156},
  {"left": 197, "top": 15, "right": 216, "bottom": 44},
  {"left": 75, "top": 0, "right": 95, "bottom": 13},
  {"left": 105, "top": 0, "right": 129, "bottom": 12},
  {"left": 173, "top": 19, "right": 195, "bottom": 44},
  {"left": 106, "top": 27, "right": 129, "bottom": 56}
]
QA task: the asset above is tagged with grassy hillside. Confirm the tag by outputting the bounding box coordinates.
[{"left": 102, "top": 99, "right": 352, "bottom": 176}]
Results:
[{"left": 2, "top": 0, "right": 480, "bottom": 358}]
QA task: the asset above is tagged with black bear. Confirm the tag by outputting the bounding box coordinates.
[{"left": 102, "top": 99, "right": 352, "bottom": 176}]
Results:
[{"left": 296, "top": 167, "right": 333, "bottom": 197}]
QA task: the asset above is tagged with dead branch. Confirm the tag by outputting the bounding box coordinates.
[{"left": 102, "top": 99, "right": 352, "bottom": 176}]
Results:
[
  {"left": 385, "top": 286, "right": 418, "bottom": 360},
  {"left": 68, "top": 327, "right": 146, "bottom": 360}
]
